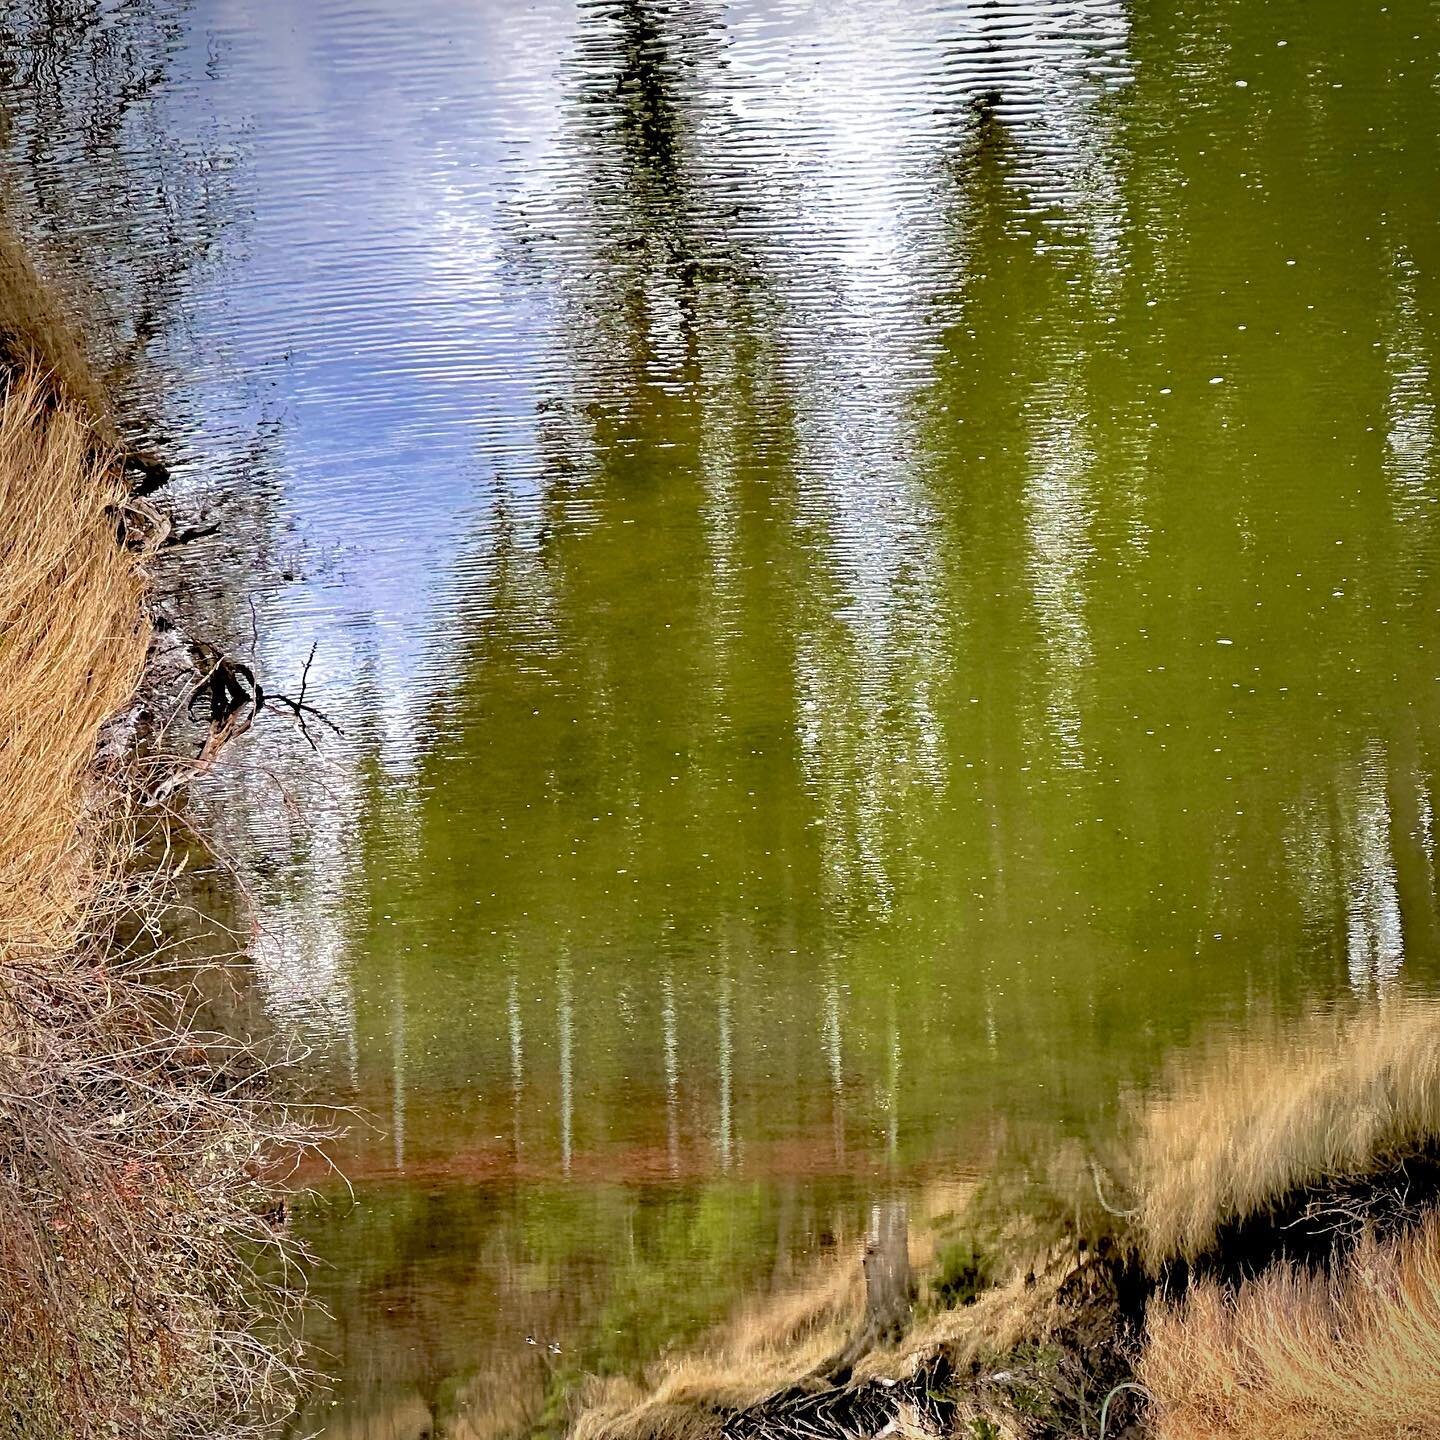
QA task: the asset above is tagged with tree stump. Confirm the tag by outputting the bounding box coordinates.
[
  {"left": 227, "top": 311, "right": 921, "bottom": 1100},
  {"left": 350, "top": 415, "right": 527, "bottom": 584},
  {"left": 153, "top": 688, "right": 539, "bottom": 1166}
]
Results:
[{"left": 817, "top": 1199, "right": 912, "bottom": 1383}]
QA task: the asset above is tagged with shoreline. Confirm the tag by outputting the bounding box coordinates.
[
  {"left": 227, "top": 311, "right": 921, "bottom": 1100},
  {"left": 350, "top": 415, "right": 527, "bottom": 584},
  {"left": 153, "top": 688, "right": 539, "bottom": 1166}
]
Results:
[
  {"left": 0, "top": 219, "right": 311, "bottom": 1439},
  {"left": 568, "top": 999, "right": 1440, "bottom": 1440}
]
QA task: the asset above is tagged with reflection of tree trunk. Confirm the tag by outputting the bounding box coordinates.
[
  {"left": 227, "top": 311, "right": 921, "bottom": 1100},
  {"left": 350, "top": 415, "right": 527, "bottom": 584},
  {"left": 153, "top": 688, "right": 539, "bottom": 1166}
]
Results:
[
  {"left": 558, "top": 956, "right": 574, "bottom": 1177},
  {"left": 718, "top": 967, "right": 733, "bottom": 1169},
  {"left": 391, "top": 951, "right": 407, "bottom": 1173},
  {"left": 771, "top": 1181, "right": 796, "bottom": 1290},
  {"left": 816, "top": 1201, "right": 911, "bottom": 1383},
  {"left": 1391, "top": 726, "right": 1439, "bottom": 959}
]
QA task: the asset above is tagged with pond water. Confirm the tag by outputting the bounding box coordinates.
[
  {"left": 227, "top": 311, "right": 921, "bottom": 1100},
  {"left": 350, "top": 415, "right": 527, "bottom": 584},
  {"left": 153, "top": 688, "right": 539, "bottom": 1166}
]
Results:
[{"left": 4, "top": 0, "right": 1440, "bottom": 1435}]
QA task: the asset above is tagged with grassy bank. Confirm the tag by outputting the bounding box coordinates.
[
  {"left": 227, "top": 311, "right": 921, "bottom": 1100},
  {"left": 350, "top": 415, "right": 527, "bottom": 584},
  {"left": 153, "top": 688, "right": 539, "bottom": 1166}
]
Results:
[
  {"left": 1134, "top": 1001, "right": 1440, "bottom": 1440},
  {"left": 0, "top": 229, "right": 307, "bottom": 1438},
  {"left": 566, "top": 1000, "right": 1440, "bottom": 1440},
  {"left": 1132, "top": 1002, "right": 1440, "bottom": 1267},
  {"left": 1142, "top": 1214, "right": 1440, "bottom": 1440}
]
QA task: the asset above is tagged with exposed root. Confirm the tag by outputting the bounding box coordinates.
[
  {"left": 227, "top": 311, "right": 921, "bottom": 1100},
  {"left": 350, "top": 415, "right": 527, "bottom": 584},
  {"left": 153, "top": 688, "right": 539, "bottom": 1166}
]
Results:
[{"left": 143, "top": 634, "right": 345, "bottom": 804}]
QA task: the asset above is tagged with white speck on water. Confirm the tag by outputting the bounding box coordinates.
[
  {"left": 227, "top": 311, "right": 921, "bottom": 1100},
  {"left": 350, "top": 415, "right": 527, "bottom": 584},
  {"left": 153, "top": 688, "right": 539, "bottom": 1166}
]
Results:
[
  {"left": 1235, "top": 79, "right": 1248, "bottom": 87},
  {"left": 1159, "top": 386, "right": 1172, "bottom": 395},
  {"left": 1217, "top": 638, "right": 1234, "bottom": 646},
  {"left": 1210, "top": 376, "right": 1225, "bottom": 384}
]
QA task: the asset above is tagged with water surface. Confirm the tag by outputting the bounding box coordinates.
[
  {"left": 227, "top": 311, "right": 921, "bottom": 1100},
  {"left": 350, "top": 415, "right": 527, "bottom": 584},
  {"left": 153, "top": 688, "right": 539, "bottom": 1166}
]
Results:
[{"left": 4, "top": 1, "right": 1440, "bottom": 1435}]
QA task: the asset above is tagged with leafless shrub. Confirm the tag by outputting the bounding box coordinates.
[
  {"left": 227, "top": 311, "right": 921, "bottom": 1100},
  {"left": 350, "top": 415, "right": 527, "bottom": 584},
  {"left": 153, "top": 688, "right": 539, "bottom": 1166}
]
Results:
[{"left": 0, "top": 856, "right": 317, "bottom": 1440}]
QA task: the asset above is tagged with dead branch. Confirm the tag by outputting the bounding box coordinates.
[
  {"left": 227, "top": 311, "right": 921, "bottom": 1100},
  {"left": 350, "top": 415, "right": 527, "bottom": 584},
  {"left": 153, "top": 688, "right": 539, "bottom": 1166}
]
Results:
[{"left": 264, "top": 642, "right": 345, "bottom": 753}]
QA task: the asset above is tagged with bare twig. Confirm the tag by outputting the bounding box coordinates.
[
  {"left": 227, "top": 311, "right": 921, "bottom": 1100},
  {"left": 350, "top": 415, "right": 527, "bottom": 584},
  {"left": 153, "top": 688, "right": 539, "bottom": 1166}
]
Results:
[{"left": 264, "top": 642, "right": 346, "bottom": 752}]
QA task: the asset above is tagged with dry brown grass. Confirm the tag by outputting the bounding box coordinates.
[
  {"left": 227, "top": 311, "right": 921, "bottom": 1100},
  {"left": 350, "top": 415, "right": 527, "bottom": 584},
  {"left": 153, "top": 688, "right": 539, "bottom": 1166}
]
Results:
[
  {"left": 1131, "top": 1001, "right": 1440, "bottom": 1267},
  {"left": 571, "top": 1230, "right": 867, "bottom": 1440},
  {"left": 0, "top": 223, "right": 311, "bottom": 1437},
  {"left": 0, "top": 365, "right": 150, "bottom": 953},
  {"left": 0, "top": 220, "right": 112, "bottom": 425},
  {"left": 1140, "top": 1210, "right": 1440, "bottom": 1440}
]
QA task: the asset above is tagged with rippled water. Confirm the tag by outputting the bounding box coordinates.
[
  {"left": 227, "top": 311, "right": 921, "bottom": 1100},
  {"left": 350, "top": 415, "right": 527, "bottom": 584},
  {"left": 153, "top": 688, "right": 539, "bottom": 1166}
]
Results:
[{"left": 4, "top": 0, "right": 1440, "bottom": 1435}]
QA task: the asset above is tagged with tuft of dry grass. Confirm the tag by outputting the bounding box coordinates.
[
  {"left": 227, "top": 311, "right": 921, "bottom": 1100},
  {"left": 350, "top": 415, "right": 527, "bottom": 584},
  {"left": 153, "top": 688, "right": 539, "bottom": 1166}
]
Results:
[
  {"left": 1140, "top": 1210, "right": 1440, "bottom": 1440},
  {"left": 0, "top": 365, "right": 150, "bottom": 954},
  {"left": 0, "top": 221, "right": 112, "bottom": 427},
  {"left": 1131, "top": 1001, "right": 1440, "bottom": 1267}
]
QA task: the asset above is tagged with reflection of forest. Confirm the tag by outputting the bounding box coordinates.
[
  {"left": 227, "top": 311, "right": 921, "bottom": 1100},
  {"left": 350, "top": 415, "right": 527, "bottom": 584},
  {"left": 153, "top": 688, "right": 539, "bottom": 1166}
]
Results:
[
  {"left": 316, "top": 0, "right": 1440, "bottom": 1187},
  {"left": 8, "top": 5, "right": 1437, "bottom": 1154}
]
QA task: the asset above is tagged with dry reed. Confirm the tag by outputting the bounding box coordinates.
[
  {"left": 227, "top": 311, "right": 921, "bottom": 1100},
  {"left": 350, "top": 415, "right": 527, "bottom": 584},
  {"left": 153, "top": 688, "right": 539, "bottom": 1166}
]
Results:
[
  {"left": 1132, "top": 1001, "right": 1440, "bottom": 1266},
  {"left": 0, "top": 366, "right": 148, "bottom": 954},
  {"left": 1140, "top": 1210, "right": 1440, "bottom": 1440}
]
